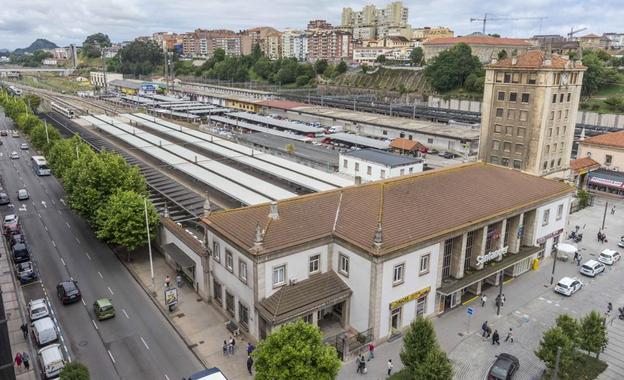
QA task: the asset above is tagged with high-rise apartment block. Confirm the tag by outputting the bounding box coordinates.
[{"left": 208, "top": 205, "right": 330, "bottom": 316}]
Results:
[
  {"left": 307, "top": 29, "right": 352, "bottom": 62},
  {"left": 341, "top": 1, "right": 409, "bottom": 41},
  {"left": 478, "top": 50, "right": 586, "bottom": 178},
  {"left": 282, "top": 30, "right": 308, "bottom": 61}
]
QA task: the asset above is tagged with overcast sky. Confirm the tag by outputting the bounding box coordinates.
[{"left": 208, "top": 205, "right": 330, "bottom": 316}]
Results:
[{"left": 0, "top": 0, "right": 622, "bottom": 49}]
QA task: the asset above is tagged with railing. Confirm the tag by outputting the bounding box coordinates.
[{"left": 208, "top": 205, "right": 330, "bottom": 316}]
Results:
[{"left": 328, "top": 327, "right": 373, "bottom": 360}]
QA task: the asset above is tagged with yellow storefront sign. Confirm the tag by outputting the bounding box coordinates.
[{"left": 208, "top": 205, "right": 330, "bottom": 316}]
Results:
[{"left": 390, "top": 286, "right": 431, "bottom": 309}]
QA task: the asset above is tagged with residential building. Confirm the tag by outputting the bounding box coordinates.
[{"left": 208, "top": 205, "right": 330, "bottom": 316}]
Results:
[
  {"left": 478, "top": 50, "right": 586, "bottom": 178},
  {"left": 352, "top": 46, "right": 410, "bottom": 63},
  {"left": 423, "top": 36, "right": 532, "bottom": 64},
  {"left": 529, "top": 35, "right": 580, "bottom": 55},
  {"left": 42, "top": 59, "right": 58, "bottom": 66},
  {"left": 412, "top": 26, "right": 454, "bottom": 42},
  {"left": 89, "top": 71, "right": 123, "bottom": 88},
  {"left": 341, "top": 1, "right": 410, "bottom": 42},
  {"left": 577, "top": 131, "right": 624, "bottom": 192},
  {"left": 307, "top": 20, "right": 334, "bottom": 30},
  {"left": 50, "top": 47, "right": 69, "bottom": 60},
  {"left": 244, "top": 26, "right": 280, "bottom": 56},
  {"left": 203, "top": 162, "right": 573, "bottom": 343},
  {"left": 307, "top": 29, "right": 353, "bottom": 62},
  {"left": 339, "top": 148, "right": 423, "bottom": 181},
  {"left": 578, "top": 33, "right": 610, "bottom": 50},
  {"left": 265, "top": 32, "right": 282, "bottom": 60},
  {"left": 282, "top": 30, "right": 308, "bottom": 61},
  {"left": 603, "top": 33, "right": 624, "bottom": 50}
]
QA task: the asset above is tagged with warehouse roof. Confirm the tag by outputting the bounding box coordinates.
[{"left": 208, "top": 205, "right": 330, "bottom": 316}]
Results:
[
  {"left": 423, "top": 36, "right": 531, "bottom": 46},
  {"left": 341, "top": 148, "right": 421, "bottom": 167},
  {"left": 581, "top": 130, "right": 624, "bottom": 149}
]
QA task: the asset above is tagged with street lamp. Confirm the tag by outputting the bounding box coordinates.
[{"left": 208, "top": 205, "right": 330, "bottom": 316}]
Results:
[{"left": 144, "top": 197, "right": 155, "bottom": 295}]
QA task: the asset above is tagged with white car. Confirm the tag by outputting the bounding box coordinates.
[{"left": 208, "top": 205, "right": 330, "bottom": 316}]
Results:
[
  {"left": 580, "top": 259, "right": 606, "bottom": 277},
  {"left": 19, "top": 143, "right": 28, "bottom": 150},
  {"left": 17, "top": 189, "right": 29, "bottom": 201},
  {"left": 3, "top": 214, "right": 18, "bottom": 226},
  {"left": 617, "top": 238, "right": 624, "bottom": 249},
  {"left": 10, "top": 151, "right": 19, "bottom": 159},
  {"left": 28, "top": 298, "right": 50, "bottom": 321},
  {"left": 554, "top": 277, "right": 583, "bottom": 296},
  {"left": 598, "top": 249, "right": 621, "bottom": 265}
]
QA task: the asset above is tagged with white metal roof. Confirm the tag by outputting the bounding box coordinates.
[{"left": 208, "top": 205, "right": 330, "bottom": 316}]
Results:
[
  {"left": 151, "top": 108, "right": 201, "bottom": 119},
  {"left": 141, "top": 93, "right": 182, "bottom": 102},
  {"left": 329, "top": 132, "right": 391, "bottom": 150},
  {"left": 211, "top": 115, "right": 312, "bottom": 142},
  {"left": 229, "top": 112, "right": 322, "bottom": 134}
]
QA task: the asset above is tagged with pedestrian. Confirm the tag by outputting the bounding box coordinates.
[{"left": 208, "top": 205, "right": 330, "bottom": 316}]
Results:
[
  {"left": 608, "top": 302, "right": 613, "bottom": 314},
  {"left": 22, "top": 352, "right": 29, "bottom": 370},
  {"left": 20, "top": 323, "right": 28, "bottom": 339},
  {"left": 165, "top": 275, "right": 171, "bottom": 288},
  {"left": 356, "top": 355, "right": 362, "bottom": 374},
  {"left": 501, "top": 294, "right": 506, "bottom": 307},
  {"left": 612, "top": 205, "right": 616, "bottom": 215},
  {"left": 482, "top": 321, "right": 489, "bottom": 337},
  {"left": 223, "top": 340, "right": 228, "bottom": 356},
  {"left": 481, "top": 294, "right": 487, "bottom": 307},
  {"left": 492, "top": 329, "right": 500, "bottom": 345},
  {"left": 486, "top": 326, "right": 492, "bottom": 338},
  {"left": 230, "top": 336, "right": 236, "bottom": 354},
  {"left": 387, "top": 359, "right": 393, "bottom": 376},
  {"left": 573, "top": 251, "right": 579, "bottom": 263},
  {"left": 247, "top": 355, "right": 254, "bottom": 375},
  {"left": 176, "top": 274, "right": 183, "bottom": 288},
  {"left": 247, "top": 342, "right": 255, "bottom": 355},
  {"left": 14, "top": 352, "right": 22, "bottom": 369},
  {"left": 576, "top": 254, "right": 582, "bottom": 267},
  {"left": 367, "top": 342, "right": 375, "bottom": 361},
  {"left": 505, "top": 328, "right": 514, "bottom": 343},
  {"left": 359, "top": 355, "right": 367, "bottom": 374}
]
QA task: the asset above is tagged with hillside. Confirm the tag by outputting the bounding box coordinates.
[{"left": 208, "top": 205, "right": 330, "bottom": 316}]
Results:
[
  {"left": 13, "top": 39, "right": 58, "bottom": 54},
  {"left": 331, "top": 67, "right": 429, "bottom": 93}
]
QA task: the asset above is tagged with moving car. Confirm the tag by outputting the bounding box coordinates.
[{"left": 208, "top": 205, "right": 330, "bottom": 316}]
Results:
[
  {"left": 0, "top": 192, "right": 9, "bottom": 205},
  {"left": 598, "top": 248, "right": 621, "bottom": 265},
  {"left": 554, "top": 277, "right": 583, "bottom": 296},
  {"left": 16, "top": 261, "right": 38, "bottom": 284},
  {"left": 580, "top": 259, "right": 605, "bottom": 277},
  {"left": 17, "top": 188, "right": 29, "bottom": 201},
  {"left": 10, "top": 151, "right": 19, "bottom": 159},
  {"left": 438, "top": 151, "right": 455, "bottom": 159},
  {"left": 487, "top": 353, "right": 519, "bottom": 380},
  {"left": 12, "top": 242, "right": 30, "bottom": 263},
  {"left": 12, "top": 131, "right": 19, "bottom": 138},
  {"left": 32, "top": 317, "right": 58, "bottom": 346},
  {"left": 19, "top": 143, "right": 28, "bottom": 150},
  {"left": 38, "top": 344, "right": 65, "bottom": 379},
  {"left": 57, "top": 280, "right": 81, "bottom": 304},
  {"left": 0, "top": 130, "right": 7, "bottom": 136},
  {"left": 28, "top": 298, "right": 49, "bottom": 321},
  {"left": 93, "top": 298, "right": 115, "bottom": 320},
  {"left": 618, "top": 237, "right": 624, "bottom": 249}
]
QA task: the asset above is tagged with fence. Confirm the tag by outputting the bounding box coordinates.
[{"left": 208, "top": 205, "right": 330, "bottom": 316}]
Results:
[{"left": 326, "top": 327, "right": 373, "bottom": 360}]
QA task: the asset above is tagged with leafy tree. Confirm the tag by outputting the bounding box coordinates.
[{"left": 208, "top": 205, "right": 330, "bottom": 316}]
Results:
[
  {"left": 16, "top": 113, "right": 41, "bottom": 135},
  {"left": 212, "top": 48, "right": 226, "bottom": 63},
  {"left": 323, "top": 65, "right": 335, "bottom": 79},
  {"left": 82, "top": 33, "right": 112, "bottom": 58},
  {"left": 361, "top": 64, "right": 369, "bottom": 73},
  {"left": 579, "top": 311, "right": 608, "bottom": 358},
  {"left": 464, "top": 72, "right": 484, "bottom": 93},
  {"left": 108, "top": 40, "right": 163, "bottom": 76},
  {"left": 497, "top": 49, "right": 508, "bottom": 60},
  {"left": 400, "top": 316, "right": 439, "bottom": 376},
  {"left": 581, "top": 52, "right": 620, "bottom": 97},
  {"left": 253, "top": 57, "right": 272, "bottom": 79},
  {"left": 336, "top": 60, "right": 348, "bottom": 75},
  {"left": 424, "top": 43, "right": 483, "bottom": 92},
  {"left": 411, "top": 347, "right": 453, "bottom": 380},
  {"left": 535, "top": 327, "right": 576, "bottom": 379},
  {"left": 253, "top": 319, "right": 341, "bottom": 380},
  {"left": 604, "top": 96, "right": 624, "bottom": 112},
  {"left": 376, "top": 54, "right": 387, "bottom": 64},
  {"left": 96, "top": 190, "right": 159, "bottom": 251},
  {"left": 295, "top": 75, "right": 311, "bottom": 86},
  {"left": 577, "top": 189, "right": 590, "bottom": 208},
  {"left": 48, "top": 136, "right": 90, "bottom": 181},
  {"left": 24, "top": 94, "right": 41, "bottom": 112},
  {"left": 555, "top": 314, "right": 580, "bottom": 348},
  {"left": 594, "top": 49, "right": 611, "bottom": 62},
  {"left": 251, "top": 43, "right": 263, "bottom": 62},
  {"left": 30, "top": 121, "right": 61, "bottom": 155},
  {"left": 409, "top": 47, "right": 424, "bottom": 66},
  {"left": 60, "top": 362, "right": 90, "bottom": 380},
  {"left": 314, "top": 59, "right": 328, "bottom": 75}
]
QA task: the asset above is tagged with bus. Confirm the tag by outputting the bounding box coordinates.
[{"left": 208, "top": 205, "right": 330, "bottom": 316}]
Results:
[
  {"left": 188, "top": 368, "right": 228, "bottom": 380},
  {"left": 31, "top": 156, "right": 51, "bottom": 176}
]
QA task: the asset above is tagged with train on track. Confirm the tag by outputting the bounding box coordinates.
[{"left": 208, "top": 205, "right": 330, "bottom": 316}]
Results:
[{"left": 50, "top": 101, "right": 76, "bottom": 118}]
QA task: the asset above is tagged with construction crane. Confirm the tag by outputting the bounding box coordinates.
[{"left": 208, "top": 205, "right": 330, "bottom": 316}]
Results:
[
  {"left": 567, "top": 27, "right": 588, "bottom": 39},
  {"left": 470, "top": 13, "right": 548, "bottom": 35}
]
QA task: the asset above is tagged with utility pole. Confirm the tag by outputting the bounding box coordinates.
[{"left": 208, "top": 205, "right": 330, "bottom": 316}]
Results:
[
  {"left": 101, "top": 49, "right": 108, "bottom": 95},
  {"left": 601, "top": 201, "right": 608, "bottom": 230},
  {"left": 550, "top": 244, "right": 558, "bottom": 285},
  {"left": 496, "top": 270, "right": 504, "bottom": 316},
  {"left": 144, "top": 198, "right": 156, "bottom": 295},
  {"left": 44, "top": 120, "right": 49, "bottom": 144}
]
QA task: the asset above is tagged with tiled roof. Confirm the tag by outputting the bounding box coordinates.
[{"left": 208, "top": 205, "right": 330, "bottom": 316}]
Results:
[
  {"left": 256, "top": 99, "right": 308, "bottom": 109},
  {"left": 580, "top": 33, "right": 601, "bottom": 39},
  {"left": 390, "top": 138, "right": 426, "bottom": 152},
  {"left": 569, "top": 157, "right": 600, "bottom": 171},
  {"left": 204, "top": 162, "right": 573, "bottom": 256},
  {"left": 423, "top": 36, "right": 531, "bottom": 46},
  {"left": 256, "top": 271, "right": 352, "bottom": 324},
  {"left": 488, "top": 50, "right": 586, "bottom": 70},
  {"left": 582, "top": 130, "right": 624, "bottom": 149}
]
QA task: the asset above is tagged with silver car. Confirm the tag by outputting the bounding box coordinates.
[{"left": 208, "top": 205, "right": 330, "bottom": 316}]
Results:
[
  {"left": 10, "top": 151, "right": 19, "bottom": 159},
  {"left": 17, "top": 189, "right": 29, "bottom": 200}
]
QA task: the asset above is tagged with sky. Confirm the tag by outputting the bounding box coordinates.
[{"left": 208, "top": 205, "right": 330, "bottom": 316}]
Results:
[{"left": 0, "top": 0, "right": 623, "bottom": 49}]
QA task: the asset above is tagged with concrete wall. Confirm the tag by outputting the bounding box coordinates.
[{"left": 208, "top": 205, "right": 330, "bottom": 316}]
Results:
[
  {"left": 428, "top": 96, "right": 482, "bottom": 113},
  {"left": 578, "top": 143, "right": 624, "bottom": 170}
]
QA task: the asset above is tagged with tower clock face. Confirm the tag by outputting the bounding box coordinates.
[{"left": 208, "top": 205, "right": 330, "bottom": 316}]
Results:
[{"left": 560, "top": 72, "right": 569, "bottom": 85}]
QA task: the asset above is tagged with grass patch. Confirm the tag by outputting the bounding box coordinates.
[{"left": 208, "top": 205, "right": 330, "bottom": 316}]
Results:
[
  {"left": 543, "top": 353, "right": 607, "bottom": 380},
  {"left": 19, "top": 74, "right": 92, "bottom": 95},
  {"left": 595, "top": 83, "right": 624, "bottom": 98},
  {"left": 388, "top": 369, "right": 412, "bottom": 380},
  {"left": 438, "top": 87, "right": 483, "bottom": 101},
  {"left": 580, "top": 98, "right": 624, "bottom": 114}
]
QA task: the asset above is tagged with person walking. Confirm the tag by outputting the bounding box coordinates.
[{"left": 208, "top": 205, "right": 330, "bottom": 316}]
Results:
[
  {"left": 387, "top": 359, "right": 393, "bottom": 376},
  {"left": 608, "top": 302, "right": 613, "bottom": 315},
  {"left": 246, "top": 355, "right": 254, "bottom": 375},
  {"left": 492, "top": 329, "right": 500, "bottom": 345},
  {"left": 247, "top": 342, "right": 255, "bottom": 355},
  {"left": 611, "top": 205, "right": 616, "bottom": 215},
  {"left": 367, "top": 342, "right": 375, "bottom": 361},
  {"left": 359, "top": 355, "right": 367, "bottom": 374},
  {"left": 14, "top": 352, "right": 22, "bottom": 370},
  {"left": 573, "top": 251, "right": 579, "bottom": 263},
  {"left": 222, "top": 340, "right": 228, "bottom": 356},
  {"left": 176, "top": 274, "right": 183, "bottom": 288},
  {"left": 482, "top": 321, "right": 489, "bottom": 337},
  {"left": 20, "top": 323, "right": 28, "bottom": 339},
  {"left": 505, "top": 328, "right": 514, "bottom": 343},
  {"left": 165, "top": 275, "right": 171, "bottom": 288},
  {"left": 229, "top": 336, "right": 236, "bottom": 354},
  {"left": 22, "top": 352, "right": 29, "bottom": 370},
  {"left": 481, "top": 294, "right": 487, "bottom": 307},
  {"left": 576, "top": 254, "right": 582, "bottom": 267},
  {"left": 501, "top": 294, "right": 506, "bottom": 307},
  {"left": 486, "top": 325, "right": 492, "bottom": 339},
  {"left": 356, "top": 355, "right": 362, "bottom": 374}
]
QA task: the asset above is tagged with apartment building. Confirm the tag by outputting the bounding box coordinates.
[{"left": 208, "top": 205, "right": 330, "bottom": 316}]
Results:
[
  {"left": 578, "top": 33, "right": 610, "bottom": 50},
  {"left": 423, "top": 36, "right": 532, "bottom": 64},
  {"left": 282, "top": 30, "right": 308, "bottom": 61},
  {"left": 265, "top": 32, "right": 282, "bottom": 60},
  {"left": 341, "top": 1, "right": 410, "bottom": 41},
  {"left": 478, "top": 50, "right": 586, "bottom": 178},
  {"left": 175, "top": 29, "right": 250, "bottom": 57},
  {"left": 307, "top": 29, "right": 352, "bottom": 62},
  {"left": 307, "top": 20, "right": 334, "bottom": 31}
]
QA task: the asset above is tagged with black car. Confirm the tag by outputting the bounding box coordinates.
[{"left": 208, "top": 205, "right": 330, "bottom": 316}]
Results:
[
  {"left": 12, "top": 243, "right": 30, "bottom": 263},
  {"left": 0, "top": 192, "right": 9, "bottom": 205},
  {"left": 9, "top": 233, "right": 25, "bottom": 248},
  {"left": 0, "top": 130, "right": 7, "bottom": 136},
  {"left": 488, "top": 353, "right": 519, "bottom": 380},
  {"left": 438, "top": 151, "right": 455, "bottom": 159},
  {"left": 57, "top": 280, "right": 81, "bottom": 304},
  {"left": 15, "top": 261, "right": 38, "bottom": 284}
]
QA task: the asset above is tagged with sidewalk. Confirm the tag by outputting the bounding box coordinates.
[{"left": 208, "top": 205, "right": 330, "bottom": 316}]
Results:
[
  {"left": 1, "top": 242, "right": 37, "bottom": 380},
  {"left": 123, "top": 248, "right": 253, "bottom": 380}
]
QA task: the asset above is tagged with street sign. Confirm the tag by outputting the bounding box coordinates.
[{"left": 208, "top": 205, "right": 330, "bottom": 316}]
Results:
[{"left": 467, "top": 307, "right": 474, "bottom": 316}]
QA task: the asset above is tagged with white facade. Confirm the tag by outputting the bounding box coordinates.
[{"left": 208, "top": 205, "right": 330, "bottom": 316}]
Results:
[
  {"left": 339, "top": 152, "right": 423, "bottom": 182},
  {"left": 332, "top": 244, "right": 372, "bottom": 332},
  {"left": 282, "top": 30, "right": 308, "bottom": 61},
  {"left": 160, "top": 227, "right": 208, "bottom": 299},
  {"left": 89, "top": 71, "right": 123, "bottom": 87}
]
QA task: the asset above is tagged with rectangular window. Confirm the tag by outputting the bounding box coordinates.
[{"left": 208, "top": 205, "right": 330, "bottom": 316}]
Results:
[
  {"left": 519, "top": 110, "right": 528, "bottom": 121},
  {"left": 542, "top": 209, "right": 550, "bottom": 226},
  {"left": 339, "top": 254, "right": 350, "bottom": 276},
  {"left": 494, "top": 124, "right": 502, "bottom": 133},
  {"left": 382, "top": 130, "right": 388, "bottom": 135},
  {"left": 343, "top": 159, "right": 348, "bottom": 168},
  {"left": 442, "top": 239, "right": 453, "bottom": 279},
  {"left": 498, "top": 91, "right": 505, "bottom": 101},
  {"left": 390, "top": 307, "right": 402, "bottom": 330},
  {"left": 225, "top": 250, "right": 233, "bottom": 271},
  {"left": 513, "top": 160, "right": 522, "bottom": 169},
  {"left": 309, "top": 254, "right": 320, "bottom": 274},
  {"left": 503, "top": 142, "right": 512, "bottom": 152},
  {"left": 565, "top": 109, "right": 569, "bottom": 119},
  {"left": 528, "top": 73, "right": 537, "bottom": 84},
  {"left": 427, "top": 138, "right": 433, "bottom": 144},
  {"left": 543, "top": 161, "right": 548, "bottom": 170},
  {"left": 393, "top": 263, "right": 405, "bottom": 285},
  {"left": 492, "top": 140, "right": 500, "bottom": 150},
  {"left": 556, "top": 204, "right": 564, "bottom": 220},
  {"left": 496, "top": 108, "right": 504, "bottom": 118},
  {"left": 213, "top": 241, "right": 221, "bottom": 262},
  {"left": 553, "top": 143, "right": 557, "bottom": 152},
  {"left": 213, "top": 280, "right": 222, "bottom": 305},
  {"left": 546, "top": 145, "right": 550, "bottom": 153},
  {"left": 367, "top": 166, "right": 372, "bottom": 175},
  {"left": 515, "top": 144, "right": 524, "bottom": 154},
  {"left": 559, "top": 93, "right": 564, "bottom": 103},
  {"left": 238, "top": 302, "right": 249, "bottom": 330},
  {"left": 552, "top": 94, "right": 557, "bottom": 103},
  {"left": 548, "top": 128, "right": 553, "bottom": 137},
  {"left": 495, "top": 72, "right": 504, "bottom": 82},
  {"left": 485, "top": 224, "right": 496, "bottom": 251},
  {"left": 501, "top": 157, "right": 510, "bottom": 167},
  {"left": 512, "top": 72, "right": 520, "bottom": 83},
  {"left": 464, "top": 231, "right": 475, "bottom": 271},
  {"left": 273, "top": 265, "right": 285, "bottom": 286},
  {"left": 420, "top": 253, "right": 430, "bottom": 275},
  {"left": 416, "top": 295, "right": 427, "bottom": 317},
  {"left": 516, "top": 127, "right": 526, "bottom": 138},
  {"left": 507, "top": 109, "right": 515, "bottom": 120},
  {"left": 354, "top": 162, "right": 359, "bottom": 172},
  {"left": 504, "top": 73, "right": 511, "bottom": 83},
  {"left": 380, "top": 170, "right": 386, "bottom": 178},
  {"left": 505, "top": 126, "right": 513, "bottom": 136},
  {"left": 239, "top": 260, "right": 248, "bottom": 283},
  {"left": 557, "top": 110, "right": 562, "bottom": 120},
  {"left": 490, "top": 156, "right": 499, "bottom": 164},
  {"left": 567, "top": 93, "right": 571, "bottom": 102},
  {"left": 521, "top": 93, "right": 530, "bottom": 103},
  {"left": 509, "top": 92, "right": 517, "bottom": 102},
  {"left": 606, "top": 155, "right": 613, "bottom": 165},
  {"left": 226, "top": 291, "right": 235, "bottom": 316}
]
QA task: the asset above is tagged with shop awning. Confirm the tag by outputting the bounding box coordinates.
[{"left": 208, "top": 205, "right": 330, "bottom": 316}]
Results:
[
  {"left": 437, "top": 245, "right": 542, "bottom": 296},
  {"left": 256, "top": 271, "right": 352, "bottom": 325},
  {"left": 163, "top": 243, "right": 195, "bottom": 269},
  {"left": 588, "top": 169, "right": 624, "bottom": 190}
]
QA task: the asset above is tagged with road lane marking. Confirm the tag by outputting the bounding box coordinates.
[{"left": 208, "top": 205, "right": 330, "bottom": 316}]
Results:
[
  {"left": 81, "top": 299, "right": 86, "bottom": 306},
  {"left": 85, "top": 252, "right": 91, "bottom": 260},
  {"left": 164, "top": 375, "right": 170, "bottom": 380},
  {"left": 44, "top": 226, "right": 48, "bottom": 231},
  {"left": 60, "top": 198, "right": 65, "bottom": 205},
  {"left": 107, "top": 287, "right": 114, "bottom": 295},
  {"left": 140, "top": 336, "right": 150, "bottom": 350},
  {"left": 122, "top": 309, "right": 129, "bottom": 319},
  {"left": 107, "top": 350, "right": 115, "bottom": 363},
  {"left": 75, "top": 237, "right": 80, "bottom": 244},
  {"left": 52, "top": 240, "right": 56, "bottom": 248},
  {"left": 98, "top": 271, "right": 103, "bottom": 279},
  {"left": 65, "top": 222, "right": 70, "bottom": 228},
  {"left": 60, "top": 258, "right": 65, "bottom": 266},
  {"left": 92, "top": 320, "right": 98, "bottom": 330}
]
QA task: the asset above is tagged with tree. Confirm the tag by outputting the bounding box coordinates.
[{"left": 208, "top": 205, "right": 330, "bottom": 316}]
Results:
[
  {"left": 497, "top": 49, "right": 508, "bottom": 60},
  {"left": 411, "top": 347, "right": 453, "bottom": 380},
  {"left": 604, "top": 96, "right": 624, "bottom": 112},
  {"left": 376, "top": 54, "right": 387, "bottom": 64},
  {"left": 581, "top": 52, "right": 620, "bottom": 97},
  {"left": 253, "top": 57, "right": 272, "bottom": 79},
  {"left": 535, "top": 327, "right": 576, "bottom": 379},
  {"left": 400, "top": 316, "right": 439, "bottom": 376},
  {"left": 577, "top": 189, "right": 590, "bottom": 209},
  {"left": 336, "top": 60, "right": 348, "bottom": 75},
  {"left": 96, "top": 190, "right": 159, "bottom": 252},
  {"left": 253, "top": 319, "right": 341, "bottom": 380},
  {"left": 314, "top": 59, "right": 328, "bottom": 75},
  {"left": 82, "top": 33, "right": 112, "bottom": 58},
  {"left": 409, "top": 47, "right": 424, "bottom": 66},
  {"left": 48, "top": 136, "right": 90, "bottom": 181},
  {"left": 30, "top": 121, "right": 61, "bottom": 155},
  {"left": 251, "top": 43, "right": 263, "bottom": 62},
  {"left": 108, "top": 40, "right": 163, "bottom": 76},
  {"left": 60, "top": 362, "right": 90, "bottom": 379},
  {"left": 579, "top": 311, "right": 608, "bottom": 358},
  {"left": 555, "top": 314, "right": 580, "bottom": 348},
  {"left": 424, "top": 43, "right": 483, "bottom": 92},
  {"left": 24, "top": 94, "right": 41, "bottom": 112}
]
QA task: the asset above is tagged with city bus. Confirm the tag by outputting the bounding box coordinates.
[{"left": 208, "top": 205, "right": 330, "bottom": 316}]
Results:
[
  {"left": 31, "top": 156, "right": 51, "bottom": 176},
  {"left": 188, "top": 368, "right": 228, "bottom": 380}
]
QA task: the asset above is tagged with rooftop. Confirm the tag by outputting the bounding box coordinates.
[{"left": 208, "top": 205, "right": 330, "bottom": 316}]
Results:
[
  {"left": 582, "top": 130, "right": 624, "bottom": 149},
  {"left": 488, "top": 50, "right": 586, "bottom": 70},
  {"left": 341, "top": 148, "right": 421, "bottom": 167},
  {"left": 569, "top": 157, "right": 600, "bottom": 172},
  {"left": 423, "top": 36, "right": 531, "bottom": 47},
  {"left": 204, "top": 162, "right": 573, "bottom": 256},
  {"left": 390, "top": 138, "right": 427, "bottom": 152}
]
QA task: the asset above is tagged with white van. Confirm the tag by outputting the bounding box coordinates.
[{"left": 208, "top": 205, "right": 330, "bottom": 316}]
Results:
[
  {"left": 598, "top": 248, "right": 621, "bottom": 265},
  {"left": 32, "top": 317, "right": 58, "bottom": 346},
  {"left": 38, "top": 344, "right": 65, "bottom": 379}
]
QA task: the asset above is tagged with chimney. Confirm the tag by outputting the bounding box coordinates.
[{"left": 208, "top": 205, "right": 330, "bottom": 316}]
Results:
[
  {"left": 490, "top": 51, "right": 497, "bottom": 64},
  {"left": 511, "top": 49, "right": 518, "bottom": 65},
  {"left": 268, "top": 201, "right": 279, "bottom": 220},
  {"left": 355, "top": 176, "right": 362, "bottom": 185},
  {"left": 203, "top": 198, "right": 212, "bottom": 217},
  {"left": 254, "top": 222, "right": 263, "bottom": 245},
  {"left": 373, "top": 221, "right": 383, "bottom": 249},
  {"left": 544, "top": 42, "right": 552, "bottom": 65}
]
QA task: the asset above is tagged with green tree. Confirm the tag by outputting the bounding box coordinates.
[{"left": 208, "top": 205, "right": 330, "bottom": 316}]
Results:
[
  {"left": 336, "top": 60, "right": 348, "bottom": 75},
  {"left": 579, "top": 311, "right": 608, "bottom": 358},
  {"left": 253, "top": 57, "right": 272, "bottom": 79},
  {"left": 253, "top": 319, "right": 341, "bottom": 380},
  {"left": 48, "top": 136, "right": 89, "bottom": 181},
  {"left": 497, "top": 49, "right": 508, "bottom": 60},
  {"left": 212, "top": 48, "right": 226, "bottom": 63},
  {"left": 314, "top": 59, "right": 328, "bottom": 75},
  {"left": 24, "top": 94, "right": 41, "bottom": 112},
  {"left": 409, "top": 47, "right": 424, "bottom": 66},
  {"left": 376, "top": 54, "right": 387, "bottom": 64},
  {"left": 30, "top": 121, "right": 61, "bottom": 155},
  {"left": 60, "top": 362, "right": 90, "bottom": 380},
  {"left": 251, "top": 43, "right": 263, "bottom": 62},
  {"left": 581, "top": 52, "right": 620, "bottom": 97},
  {"left": 555, "top": 314, "right": 580, "bottom": 347},
  {"left": 108, "top": 40, "right": 163, "bottom": 76},
  {"left": 424, "top": 43, "right": 483, "bottom": 92},
  {"left": 82, "top": 33, "right": 112, "bottom": 58},
  {"left": 295, "top": 75, "right": 311, "bottom": 86},
  {"left": 16, "top": 113, "right": 41, "bottom": 135},
  {"left": 604, "top": 96, "right": 624, "bottom": 112},
  {"left": 411, "top": 347, "right": 453, "bottom": 380},
  {"left": 577, "top": 189, "right": 590, "bottom": 209},
  {"left": 96, "top": 190, "right": 159, "bottom": 251},
  {"left": 464, "top": 72, "right": 484, "bottom": 92},
  {"left": 400, "top": 316, "right": 439, "bottom": 376},
  {"left": 535, "top": 327, "right": 576, "bottom": 379}
]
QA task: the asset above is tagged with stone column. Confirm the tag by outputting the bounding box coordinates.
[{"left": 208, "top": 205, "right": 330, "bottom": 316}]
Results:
[
  {"left": 451, "top": 234, "right": 467, "bottom": 279},
  {"left": 508, "top": 214, "right": 523, "bottom": 253},
  {"left": 471, "top": 226, "right": 488, "bottom": 270},
  {"left": 496, "top": 220, "right": 507, "bottom": 262},
  {"left": 522, "top": 210, "right": 536, "bottom": 246}
]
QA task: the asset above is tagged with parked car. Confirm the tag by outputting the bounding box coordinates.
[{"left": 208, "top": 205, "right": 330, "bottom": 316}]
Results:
[
  {"left": 4, "top": 223, "right": 21, "bottom": 237},
  {"left": 38, "top": 344, "right": 65, "bottom": 379},
  {"left": 580, "top": 259, "right": 605, "bottom": 277},
  {"left": 554, "top": 277, "right": 583, "bottom": 296},
  {"left": 57, "top": 280, "right": 81, "bottom": 304},
  {"left": 12, "top": 242, "right": 30, "bottom": 263},
  {"left": 19, "top": 143, "right": 28, "bottom": 150},
  {"left": 0, "top": 130, "right": 7, "bottom": 136},
  {"left": 93, "top": 298, "right": 115, "bottom": 320},
  {"left": 487, "top": 353, "right": 519, "bottom": 380},
  {"left": 9, "top": 233, "right": 25, "bottom": 248},
  {"left": 10, "top": 151, "right": 19, "bottom": 159},
  {"left": 0, "top": 192, "right": 9, "bottom": 205},
  {"left": 12, "top": 131, "right": 19, "bottom": 138},
  {"left": 618, "top": 237, "right": 624, "bottom": 249},
  {"left": 28, "top": 298, "right": 49, "bottom": 321},
  {"left": 598, "top": 248, "right": 621, "bottom": 265},
  {"left": 32, "top": 317, "right": 58, "bottom": 347},
  {"left": 3, "top": 214, "right": 18, "bottom": 227},
  {"left": 17, "top": 188, "right": 29, "bottom": 201},
  {"left": 438, "top": 151, "right": 455, "bottom": 159},
  {"left": 16, "top": 261, "right": 38, "bottom": 284}
]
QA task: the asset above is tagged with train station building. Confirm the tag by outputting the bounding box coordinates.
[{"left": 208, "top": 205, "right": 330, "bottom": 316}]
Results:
[{"left": 201, "top": 162, "right": 573, "bottom": 351}]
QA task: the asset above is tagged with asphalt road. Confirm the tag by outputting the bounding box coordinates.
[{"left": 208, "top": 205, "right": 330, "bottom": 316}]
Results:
[{"left": 0, "top": 110, "right": 203, "bottom": 379}]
